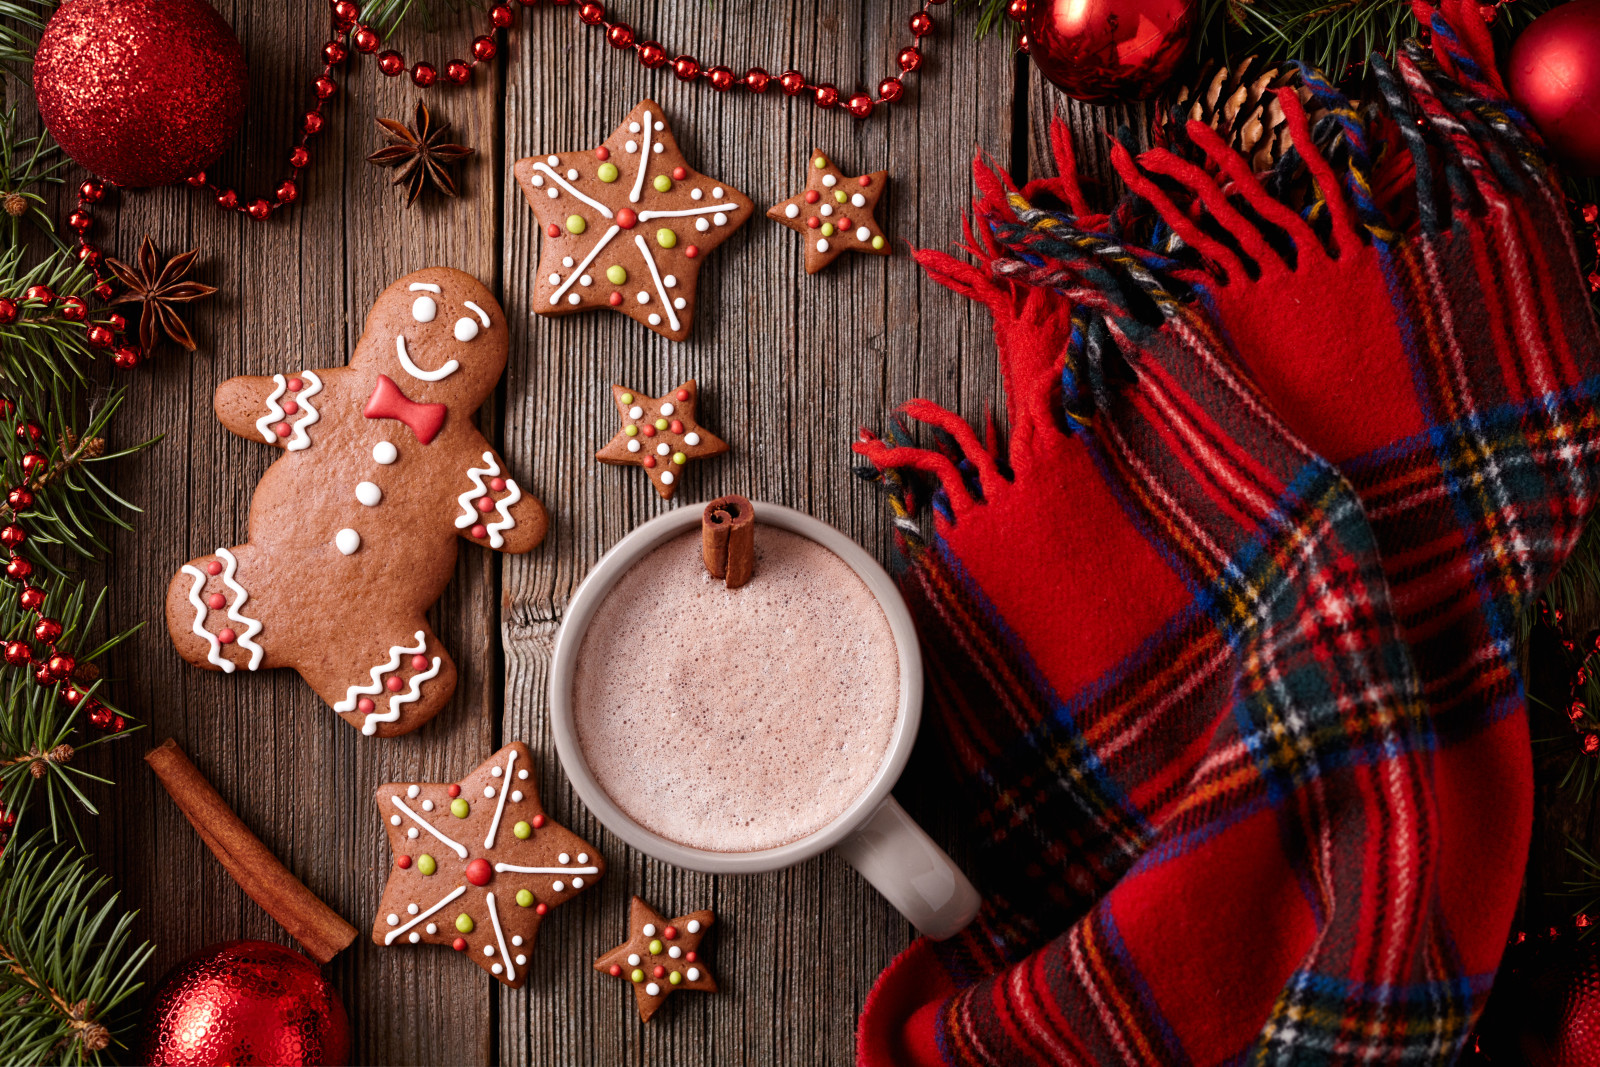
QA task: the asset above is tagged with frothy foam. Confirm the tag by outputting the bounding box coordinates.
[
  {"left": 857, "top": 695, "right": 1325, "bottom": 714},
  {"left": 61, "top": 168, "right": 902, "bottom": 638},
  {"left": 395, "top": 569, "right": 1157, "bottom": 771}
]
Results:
[{"left": 573, "top": 525, "right": 900, "bottom": 853}]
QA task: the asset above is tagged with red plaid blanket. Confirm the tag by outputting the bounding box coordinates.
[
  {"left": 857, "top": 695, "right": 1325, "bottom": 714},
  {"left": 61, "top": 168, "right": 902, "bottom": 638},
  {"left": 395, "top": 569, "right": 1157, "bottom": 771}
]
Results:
[{"left": 854, "top": 4, "right": 1600, "bottom": 1063}]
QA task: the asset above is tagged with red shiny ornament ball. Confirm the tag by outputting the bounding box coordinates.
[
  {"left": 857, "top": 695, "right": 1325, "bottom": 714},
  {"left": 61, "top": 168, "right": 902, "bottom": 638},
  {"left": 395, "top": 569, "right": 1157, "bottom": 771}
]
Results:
[
  {"left": 353, "top": 26, "right": 380, "bottom": 53},
  {"left": 880, "top": 76, "right": 905, "bottom": 102},
  {"left": 465, "top": 857, "right": 493, "bottom": 886},
  {"left": 744, "top": 66, "right": 771, "bottom": 92},
  {"left": 0, "top": 300, "right": 16, "bottom": 326},
  {"left": 246, "top": 198, "right": 271, "bottom": 220},
  {"left": 638, "top": 41, "right": 667, "bottom": 68},
  {"left": 78, "top": 179, "right": 104, "bottom": 202},
  {"left": 139, "top": 941, "right": 350, "bottom": 1067},
  {"left": 59, "top": 683, "right": 83, "bottom": 706},
  {"left": 473, "top": 34, "right": 498, "bottom": 61},
  {"left": 215, "top": 189, "right": 238, "bottom": 210},
  {"left": 779, "top": 69, "right": 807, "bottom": 95},
  {"left": 607, "top": 23, "right": 634, "bottom": 49},
  {"left": 411, "top": 62, "right": 438, "bottom": 87},
  {"left": 663, "top": 925, "right": 677, "bottom": 939},
  {"left": 0, "top": 524, "right": 24, "bottom": 547},
  {"left": 1509, "top": 0, "right": 1600, "bottom": 174},
  {"left": 7, "top": 558, "right": 33, "bottom": 584},
  {"left": 579, "top": 2, "right": 605, "bottom": 24},
  {"left": 18, "top": 586, "right": 43, "bottom": 610},
  {"left": 898, "top": 46, "right": 923, "bottom": 73},
  {"left": 910, "top": 11, "right": 933, "bottom": 36},
  {"left": 1007, "top": 0, "right": 1029, "bottom": 21},
  {"left": 332, "top": 1, "right": 360, "bottom": 28},
  {"left": 490, "top": 3, "right": 515, "bottom": 27},
  {"left": 276, "top": 180, "right": 299, "bottom": 203},
  {"left": 93, "top": 281, "right": 113, "bottom": 300},
  {"left": 19, "top": 452, "right": 45, "bottom": 477},
  {"left": 847, "top": 92, "right": 874, "bottom": 118},
  {"left": 105, "top": 311, "right": 127, "bottom": 332},
  {"left": 47, "top": 653, "right": 74, "bottom": 680},
  {"left": 708, "top": 65, "right": 735, "bottom": 91},
  {"left": 113, "top": 344, "right": 141, "bottom": 368},
  {"left": 3, "top": 641, "right": 28, "bottom": 666},
  {"left": 32, "top": 665, "right": 54, "bottom": 687},
  {"left": 16, "top": 421, "right": 40, "bottom": 442},
  {"left": 67, "top": 209, "right": 93, "bottom": 232},
  {"left": 303, "top": 111, "right": 326, "bottom": 136},
  {"left": 652, "top": 964, "right": 666, "bottom": 978},
  {"left": 377, "top": 50, "right": 405, "bottom": 76},
  {"left": 33, "top": 617, "right": 62, "bottom": 643},
  {"left": 323, "top": 40, "right": 348, "bottom": 65},
  {"left": 314, "top": 76, "right": 338, "bottom": 100},
  {"left": 77, "top": 244, "right": 101, "bottom": 268},
  {"left": 445, "top": 60, "right": 471, "bottom": 85},
  {"left": 25, "top": 285, "right": 54, "bottom": 305},
  {"left": 672, "top": 55, "right": 701, "bottom": 81},
  {"left": 60, "top": 295, "right": 88, "bottom": 321},
  {"left": 33, "top": 0, "right": 249, "bottom": 188},
  {"left": 814, "top": 83, "right": 840, "bottom": 108},
  {"left": 7, "top": 487, "right": 33, "bottom": 509},
  {"left": 1027, "top": 0, "right": 1196, "bottom": 103},
  {"left": 86, "top": 701, "right": 113, "bottom": 729},
  {"left": 535, "top": 901, "right": 548, "bottom": 914},
  {"left": 609, "top": 963, "right": 622, "bottom": 976}
]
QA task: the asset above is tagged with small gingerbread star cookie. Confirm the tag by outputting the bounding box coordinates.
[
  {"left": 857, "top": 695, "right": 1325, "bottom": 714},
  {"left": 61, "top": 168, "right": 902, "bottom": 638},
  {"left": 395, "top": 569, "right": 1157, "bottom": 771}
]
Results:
[
  {"left": 768, "top": 150, "right": 890, "bottom": 274},
  {"left": 594, "top": 897, "right": 717, "bottom": 1021},
  {"left": 513, "top": 99, "right": 755, "bottom": 342},
  {"left": 595, "top": 381, "right": 728, "bottom": 500}
]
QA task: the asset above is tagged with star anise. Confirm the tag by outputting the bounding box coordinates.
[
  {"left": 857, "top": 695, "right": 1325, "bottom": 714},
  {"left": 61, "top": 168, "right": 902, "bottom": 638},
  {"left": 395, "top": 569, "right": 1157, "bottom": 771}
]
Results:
[
  {"left": 367, "top": 101, "right": 475, "bottom": 207},
  {"left": 105, "top": 236, "right": 218, "bottom": 353}
]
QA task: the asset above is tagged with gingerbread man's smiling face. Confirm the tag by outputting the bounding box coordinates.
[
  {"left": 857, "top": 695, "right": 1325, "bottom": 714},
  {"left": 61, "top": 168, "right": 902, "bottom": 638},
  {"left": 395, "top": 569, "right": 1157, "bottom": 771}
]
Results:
[{"left": 350, "top": 267, "right": 509, "bottom": 412}]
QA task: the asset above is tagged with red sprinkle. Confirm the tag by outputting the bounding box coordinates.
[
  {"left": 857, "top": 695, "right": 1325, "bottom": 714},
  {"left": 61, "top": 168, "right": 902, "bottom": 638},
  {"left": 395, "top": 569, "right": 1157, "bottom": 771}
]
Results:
[
  {"left": 675, "top": 389, "right": 690, "bottom": 401},
  {"left": 671, "top": 166, "right": 687, "bottom": 180},
  {"left": 608, "top": 292, "right": 623, "bottom": 306},
  {"left": 205, "top": 561, "right": 223, "bottom": 576},
  {"left": 608, "top": 964, "right": 622, "bottom": 976},
  {"left": 282, "top": 400, "right": 300, "bottom": 416},
  {"left": 470, "top": 523, "right": 488, "bottom": 539},
  {"left": 531, "top": 814, "right": 545, "bottom": 828},
  {"left": 641, "top": 425, "right": 657, "bottom": 437},
  {"left": 489, "top": 477, "right": 506, "bottom": 493},
  {"left": 643, "top": 456, "right": 657, "bottom": 469},
  {"left": 652, "top": 965, "right": 666, "bottom": 978},
  {"left": 595, "top": 146, "right": 610, "bottom": 161},
  {"left": 839, "top": 218, "right": 852, "bottom": 230},
  {"left": 475, "top": 496, "right": 495, "bottom": 513},
  {"left": 663, "top": 925, "right": 677, "bottom": 939},
  {"left": 805, "top": 190, "right": 820, "bottom": 204},
  {"left": 858, "top": 175, "right": 871, "bottom": 187},
  {"left": 273, "top": 422, "right": 292, "bottom": 437},
  {"left": 807, "top": 217, "right": 820, "bottom": 229},
  {"left": 397, "top": 855, "right": 412, "bottom": 869},
  {"left": 686, "top": 951, "right": 697, "bottom": 962},
  {"left": 535, "top": 902, "right": 548, "bottom": 915},
  {"left": 684, "top": 246, "right": 699, "bottom": 259},
  {"left": 206, "top": 593, "right": 226, "bottom": 610},
  {"left": 411, "top": 654, "right": 429, "bottom": 671},
  {"left": 616, "top": 207, "right": 638, "bottom": 229},
  {"left": 452, "top": 937, "right": 467, "bottom": 951},
  {"left": 465, "top": 858, "right": 493, "bottom": 886},
  {"left": 385, "top": 676, "right": 404, "bottom": 692},
  {"left": 448, "top": 784, "right": 461, "bottom": 798},
  {"left": 287, "top": 377, "right": 304, "bottom": 391},
  {"left": 217, "top": 628, "right": 237, "bottom": 645},
  {"left": 669, "top": 420, "right": 684, "bottom": 434},
  {"left": 546, "top": 223, "right": 560, "bottom": 238},
  {"left": 357, "top": 697, "right": 375, "bottom": 713}
]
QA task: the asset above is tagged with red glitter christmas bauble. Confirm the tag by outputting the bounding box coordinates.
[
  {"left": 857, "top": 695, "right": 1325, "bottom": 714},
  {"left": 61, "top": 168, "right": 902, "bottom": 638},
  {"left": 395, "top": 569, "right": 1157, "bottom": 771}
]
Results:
[
  {"left": 139, "top": 941, "right": 350, "bottom": 1066},
  {"left": 33, "top": 0, "right": 248, "bottom": 188},
  {"left": 1026, "top": 0, "right": 1197, "bottom": 104},
  {"left": 1509, "top": 0, "right": 1600, "bottom": 175}
]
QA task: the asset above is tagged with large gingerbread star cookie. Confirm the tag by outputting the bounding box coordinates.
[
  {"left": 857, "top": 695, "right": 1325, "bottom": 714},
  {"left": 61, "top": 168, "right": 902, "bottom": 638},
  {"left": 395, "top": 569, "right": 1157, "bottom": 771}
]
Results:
[
  {"left": 513, "top": 99, "right": 754, "bottom": 342},
  {"left": 372, "top": 742, "right": 604, "bottom": 988}
]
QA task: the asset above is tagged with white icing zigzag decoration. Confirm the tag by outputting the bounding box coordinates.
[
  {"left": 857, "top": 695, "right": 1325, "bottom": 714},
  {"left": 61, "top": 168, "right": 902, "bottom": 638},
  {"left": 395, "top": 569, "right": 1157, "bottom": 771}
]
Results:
[
  {"left": 215, "top": 548, "right": 264, "bottom": 670},
  {"left": 253, "top": 375, "right": 287, "bottom": 443},
  {"left": 334, "top": 632, "right": 443, "bottom": 735},
  {"left": 285, "top": 370, "right": 322, "bottom": 451},
  {"left": 453, "top": 452, "right": 521, "bottom": 548},
  {"left": 180, "top": 565, "right": 233, "bottom": 673},
  {"left": 371, "top": 654, "right": 441, "bottom": 736}
]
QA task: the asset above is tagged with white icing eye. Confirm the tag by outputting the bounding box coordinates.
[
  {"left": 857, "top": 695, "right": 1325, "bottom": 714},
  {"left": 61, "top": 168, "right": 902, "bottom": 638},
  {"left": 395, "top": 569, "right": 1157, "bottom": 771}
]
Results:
[
  {"left": 454, "top": 317, "right": 480, "bottom": 342},
  {"left": 373, "top": 441, "right": 398, "bottom": 464},
  {"left": 411, "top": 296, "right": 437, "bottom": 322},
  {"left": 356, "top": 481, "right": 382, "bottom": 506}
]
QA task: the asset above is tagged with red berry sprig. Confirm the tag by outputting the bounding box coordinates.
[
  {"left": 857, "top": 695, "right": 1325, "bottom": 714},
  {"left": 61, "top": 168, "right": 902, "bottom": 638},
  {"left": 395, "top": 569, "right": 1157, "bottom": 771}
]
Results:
[
  {"left": 1541, "top": 599, "right": 1600, "bottom": 757},
  {"left": 0, "top": 259, "right": 138, "bottom": 370}
]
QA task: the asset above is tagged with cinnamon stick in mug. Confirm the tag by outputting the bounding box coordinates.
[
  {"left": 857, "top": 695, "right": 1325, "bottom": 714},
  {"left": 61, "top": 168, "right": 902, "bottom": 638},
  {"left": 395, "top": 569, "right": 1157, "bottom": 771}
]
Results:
[{"left": 702, "top": 495, "right": 755, "bottom": 588}]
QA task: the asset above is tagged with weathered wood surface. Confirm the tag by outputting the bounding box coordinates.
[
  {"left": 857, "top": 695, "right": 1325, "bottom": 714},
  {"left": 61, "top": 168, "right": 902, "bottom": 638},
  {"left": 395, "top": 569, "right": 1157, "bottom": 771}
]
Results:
[{"left": 11, "top": 1, "right": 1159, "bottom": 1063}]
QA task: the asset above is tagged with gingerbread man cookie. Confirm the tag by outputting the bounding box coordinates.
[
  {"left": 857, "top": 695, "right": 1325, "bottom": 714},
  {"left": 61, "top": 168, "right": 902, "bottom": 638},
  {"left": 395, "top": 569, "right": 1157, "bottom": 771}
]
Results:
[{"left": 164, "top": 268, "right": 549, "bottom": 737}]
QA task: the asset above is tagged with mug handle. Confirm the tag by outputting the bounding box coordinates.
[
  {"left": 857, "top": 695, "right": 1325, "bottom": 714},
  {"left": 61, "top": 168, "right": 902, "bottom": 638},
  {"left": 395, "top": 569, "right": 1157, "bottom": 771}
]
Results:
[{"left": 832, "top": 796, "right": 981, "bottom": 940}]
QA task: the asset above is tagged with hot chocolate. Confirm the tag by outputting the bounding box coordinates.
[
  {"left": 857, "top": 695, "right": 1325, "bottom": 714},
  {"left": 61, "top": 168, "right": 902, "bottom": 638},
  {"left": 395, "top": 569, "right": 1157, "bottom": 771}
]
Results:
[{"left": 572, "top": 524, "right": 900, "bottom": 853}]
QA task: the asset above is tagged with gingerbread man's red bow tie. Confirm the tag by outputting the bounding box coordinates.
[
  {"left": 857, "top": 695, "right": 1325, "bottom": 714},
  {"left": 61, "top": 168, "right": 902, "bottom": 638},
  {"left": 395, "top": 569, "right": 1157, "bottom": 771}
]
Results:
[{"left": 364, "top": 374, "right": 447, "bottom": 444}]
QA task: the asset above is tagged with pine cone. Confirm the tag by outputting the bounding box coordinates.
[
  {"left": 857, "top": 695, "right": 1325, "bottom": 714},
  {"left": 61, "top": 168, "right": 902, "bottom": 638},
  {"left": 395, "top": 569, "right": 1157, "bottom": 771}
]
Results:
[{"left": 1167, "top": 58, "right": 1313, "bottom": 176}]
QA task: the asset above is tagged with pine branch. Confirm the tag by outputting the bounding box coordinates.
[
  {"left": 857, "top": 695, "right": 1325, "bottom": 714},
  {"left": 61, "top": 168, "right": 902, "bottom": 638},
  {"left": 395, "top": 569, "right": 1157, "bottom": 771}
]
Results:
[{"left": 0, "top": 838, "right": 151, "bottom": 1065}]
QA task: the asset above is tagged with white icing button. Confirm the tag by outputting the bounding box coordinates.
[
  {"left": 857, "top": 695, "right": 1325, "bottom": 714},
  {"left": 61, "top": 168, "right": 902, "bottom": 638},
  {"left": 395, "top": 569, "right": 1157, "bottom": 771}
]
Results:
[
  {"left": 387, "top": 913, "right": 399, "bottom": 925},
  {"left": 648, "top": 314, "right": 661, "bottom": 326},
  {"left": 820, "top": 204, "right": 834, "bottom": 217},
  {"left": 652, "top": 142, "right": 664, "bottom": 154},
  {"left": 663, "top": 274, "right": 677, "bottom": 288},
  {"left": 518, "top": 769, "right": 529, "bottom": 779},
  {"left": 645, "top": 983, "right": 660, "bottom": 996},
  {"left": 551, "top": 880, "right": 565, "bottom": 892},
  {"left": 684, "top": 432, "right": 701, "bottom": 446},
  {"left": 637, "top": 291, "right": 650, "bottom": 304},
  {"left": 712, "top": 186, "right": 724, "bottom": 197},
  {"left": 421, "top": 799, "right": 434, "bottom": 811},
  {"left": 407, "top": 784, "right": 419, "bottom": 797},
  {"left": 673, "top": 298, "right": 686, "bottom": 310},
  {"left": 857, "top": 226, "right": 871, "bottom": 241},
  {"left": 409, "top": 931, "right": 420, "bottom": 943},
  {"left": 654, "top": 121, "right": 664, "bottom": 131},
  {"left": 577, "top": 853, "right": 588, "bottom": 863},
  {"left": 562, "top": 256, "right": 575, "bottom": 268},
  {"left": 628, "top": 405, "right": 644, "bottom": 419},
  {"left": 515, "top": 954, "right": 526, "bottom": 966},
  {"left": 426, "top": 923, "right": 438, "bottom": 934},
  {"left": 785, "top": 204, "right": 799, "bottom": 218},
  {"left": 713, "top": 212, "right": 728, "bottom": 226},
  {"left": 511, "top": 790, "right": 523, "bottom": 801},
  {"left": 484, "top": 945, "right": 495, "bottom": 957},
  {"left": 695, "top": 218, "right": 710, "bottom": 232},
  {"left": 336, "top": 527, "right": 361, "bottom": 555},
  {"left": 686, "top": 920, "right": 700, "bottom": 933},
  {"left": 687, "top": 967, "right": 700, "bottom": 980},
  {"left": 656, "top": 443, "right": 670, "bottom": 456},
  {"left": 408, "top": 903, "right": 419, "bottom": 914},
  {"left": 559, "top": 853, "right": 570, "bottom": 864},
  {"left": 566, "top": 167, "right": 578, "bottom": 180},
  {"left": 627, "top": 953, "right": 641, "bottom": 966},
  {"left": 491, "top": 963, "right": 503, "bottom": 975},
  {"left": 532, "top": 174, "right": 545, "bottom": 187},
  {"left": 390, "top": 814, "right": 401, "bottom": 826},
  {"left": 356, "top": 481, "right": 382, "bottom": 507},
  {"left": 484, "top": 786, "right": 496, "bottom": 798},
  {"left": 546, "top": 154, "right": 558, "bottom": 165},
  {"left": 817, "top": 239, "right": 830, "bottom": 253},
  {"left": 691, "top": 188, "right": 703, "bottom": 201},
  {"left": 548, "top": 273, "right": 560, "bottom": 285},
  {"left": 567, "top": 293, "right": 580, "bottom": 305},
  {"left": 642, "top": 924, "right": 656, "bottom": 936},
  {"left": 660, "top": 402, "right": 675, "bottom": 416},
  {"left": 454, "top": 317, "right": 480, "bottom": 342},
  {"left": 491, "top": 766, "right": 503, "bottom": 778},
  {"left": 411, "top": 296, "right": 437, "bottom": 322},
  {"left": 661, "top": 471, "right": 674, "bottom": 485},
  {"left": 373, "top": 441, "right": 398, "bottom": 464},
  {"left": 580, "top": 274, "right": 592, "bottom": 286},
  {"left": 406, "top": 828, "right": 418, "bottom": 839},
  {"left": 546, "top": 187, "right": 559, "bottom": 199},
  {"left": 669, "top": 946, "right": 682, "bottom": 958},
  {"left": 822, "top": 174, "right": 838, "bottom": 187},
  {"left": 512, "top": 935, "right": 524, "bottom": 946},
  {"left": 629, "top": 122, "right": 640, "bottom": 133},
  {"left": 625, "top": 139, "right": 638, "bottom": 153}
]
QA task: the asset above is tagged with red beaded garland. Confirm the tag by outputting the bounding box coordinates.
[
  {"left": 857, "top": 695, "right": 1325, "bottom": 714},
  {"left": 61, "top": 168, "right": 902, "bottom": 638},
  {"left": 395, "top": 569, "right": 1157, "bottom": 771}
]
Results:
[
  {"left": 779, "top": 69, "right": 807, "bottom": 95},
  {"left": 899, "top": 46, "right": 924, "bottom": 72},
  {"left": 579, "top": 2, "right": 606, "bottom": 24},
  {"left": 445, "top": 60, "right": 472, "bottom": 85},
  {"left": 672, "top": 55, "right": 701, "bottom": 81},
  {"left": 473, "top": 35, "right": 498, "bottom": 61},
  {"left": 606, "top": 23, "right": 634, "bottom": 49},
  {"left": 744, "top": 67, "right": 771, "bottom": 92},
  {"left": 707, "top": 65, "right": 735, "bottom": 91},
  {"left": 411, "top": 62, "right": 439, "bottom": 87},
  {"left": 378, "top": 50, "right": 405, "bottom": 76}
]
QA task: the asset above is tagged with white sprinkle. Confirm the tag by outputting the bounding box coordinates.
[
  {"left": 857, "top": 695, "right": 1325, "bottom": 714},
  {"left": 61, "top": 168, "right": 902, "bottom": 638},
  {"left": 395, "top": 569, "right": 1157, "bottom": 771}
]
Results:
[
  {"left": 518, "top": 769, "right": 528, "bottom": 780},
  {"left": 673, "top": 298, "right": 686, "bottom": 310},
  {"left": 373, "top": 441, "right": 398, "bottom": 464},
  {"left": 484, "top": 786, "right": 496, "bottom": 798},
  {"left": 629, "top": 122, "right": 640, "bottom": 133},
  {"left": 558, "top": 853, "right": 570, "bottom": 864},
  {"left": 661, "top": 471, "right": 675, "bottom": 485},
  {"left": 857, "top": 226, "right": 871, "bottom": 241},
  {"left": 656, "top": 443, "right": 670, "bottom": 456},
  {"left": 695, "top": 218, "right": 710, "bottom": 232},
  {"left": 546, "top": 187, "right": 559, "bottom": 199},
  {"left": 531, "top": 175, "right": 545, "bottom": 187},
  {"left": 687, "top": 920, "right": 701, "bottom": 933},
  {"left": 823, "top": 174, "right": 837, "bottom": 187},
  {"left": 627, "top": 440, "right": 641, "bottom": 452},
  {"left": 546, "top": 154, "right": 558, "bottom": 165},
  {"left": 663, "top": 274, "right": 677, "bottom": 288},
  {"left": 484, "top": 945, "right": 495, "bottom": 957},
  {"left": 637, "top": 291, "right": 650, "bottom": 304},
  {"left": 713, "top": 212, "right": 727, "bottom": 225},
  {"left": 390, "top": 814, "right": 401, "bottom": 826},
  {"left": 691, "top": 188, "right": 703, "bottom": 201},
  {"left": 491, "top": 767, "right": 503, "bottom": 778},
  {"left": 625, "top": 140, "right": 638, "bottom": 153},
  {"left": 407, "top": 785, "right": 420, "bottom": 797},
  {"left": 579, "top": 274, "right": 592, "bottom": 286},
  {"left": 646, "top": 983, "right": 660, "bottom": 996},
  {"left": 408, "top": 903, "right": 419, "bottom": 914},
  {"left": 820, "top": 204, "right": 834, "bottom": 217},
  {"left": 572, "top": 877, "right": 585, "bottom": 888},
  {"left": 552, "top": 880, "right": 565, "bottom": 892},
  {"left": 852, "top": 193, "right": 867, "bottom": 207},
  {"left": 817, "top": 239, "right": 830, "bottom": 253},
  {"left": 387, "top": 913, "right": 399, "bottom": 925},
  {"left": 628, "top": 405, "right": 643, "bottom": 418},
  {"left": 652, "top": 142, "right": 664, "bottom": 154},
  {"left": 562, "top": 256, "right": 574, "bottom": 268},
  {"left": 512, "top": 935, "right": 524, "bottom": 947},
  {"left": 548, "top": 273, "right": 560, "bottom": 285},
  {"left": 628, "top": 953, "right": 641, "bottom": 966},
  {"left": 356, "top": 481, "right": 381, "bottom": 507},
  {"left": 409, "top": 931, "right": 420, "bottom": 943},
  {"left": 687, "top": 967, "right": 700, "bottom": 980},
  {"left": 660, "top": 402, "right": 675, "bottom": 416},
  {"left": 491, "top": 963, "right": 503, "bottom": 975},
  {"left": 516, "top": 954, "right": 527, "bottom": 965},
  {"left": 643, "top": 925, "right": 656, "bottom": 936},
  {"left": 654, "top": 121, "right": 664, "bottom": 131},
  {"left": 411, "top": 296, "right": 437, "bottom": 322},
  {"left": 785, "top": 204, "right": 799, "bottom": 218},
  {"left": 712, "top": 186, "right": 723, "bottom": 197},
  {"left": 684, "top": 432, "right": 701, "bottom": 445},
  {"left": 426, "top": 923, "right": 438, "bottom": 934},
  {"left": 567, "top": 293, "right": 580, "bottom": 305},
  {"left": 511, "top": 790, "right": 523, "bottom": 802},
  {"left": 566, "top": 168, "right": 578, "bottom": 180},
  {"left": 335, "top": 528, "right": 360, "bottom": 555},
  {"left": 577, "top": 853, "right": 588, "bottom": 863},
  {"left": 422, "top": 799, "right": 434, "bottom": 811},
  {"left": 669, "top": 946, "right": 682, "bottom": 958},
  {"left": 648, "top": 313, "right": 661, "bottom": 325},
  {"left": 407, "top": 828, "right": 418, "bottom": 839}
]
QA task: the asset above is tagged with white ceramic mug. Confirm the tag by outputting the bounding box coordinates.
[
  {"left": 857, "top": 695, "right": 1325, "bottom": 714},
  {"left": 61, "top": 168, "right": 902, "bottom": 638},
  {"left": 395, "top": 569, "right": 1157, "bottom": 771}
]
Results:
[{"left": 548, "top": 502, "right": 981, "bottom": 940}]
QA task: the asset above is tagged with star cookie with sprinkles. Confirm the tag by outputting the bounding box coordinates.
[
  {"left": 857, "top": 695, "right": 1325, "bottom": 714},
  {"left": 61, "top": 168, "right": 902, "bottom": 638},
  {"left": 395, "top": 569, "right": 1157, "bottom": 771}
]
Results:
[
  {"left": 595, "top": 380, "right": 728, "bottom": 500},
  {"left": 767, "top": 150, "right": 890, "bottom": 274},
  {"left": 371, "top": 741, "right": 604, "bottom": 988},
  {"left": 594, "top": 897, "right": 717, "bottom": 1022},
  {"left": 513, "top": 99, "right": 755, "bottom": 342}
]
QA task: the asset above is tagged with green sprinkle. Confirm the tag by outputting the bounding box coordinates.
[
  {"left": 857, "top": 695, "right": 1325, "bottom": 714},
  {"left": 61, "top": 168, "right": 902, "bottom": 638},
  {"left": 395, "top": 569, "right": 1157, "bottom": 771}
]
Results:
[
  {"left": 597, "top": 162, "right": 619, "bottom": 183},
  {"left": 630, "top": 968, "right": 645, "bottom": 983},
  {"left": 623, "top": 425, "right": 638, "bottom": 437},
  {"left": 813, "top": 156, "right": 828, "bottom": 169},
  {"left": 653, "top": 174, "right": 673, "bottom": 193},
  {"left": 672, "top": 452, "right": 686, "bottom": 465},
  {"left": 835, "top": 190, "right": 847, "bottom": 204},
  {"left": 620, "top": 392, "right": 633, "bottom": 404},
  {"left": 513, "top": 820, "right": 532, "bottom": 839},
  {"left": 668, "top": 971, "right": 683, "bottom": 985},
  {"left": 821, "top": 223, "right": 835, "bottom": 237},
  {"left": 871, "top": 235, "right": 886, "bottom": 250},
  {"left": 417, "top": 854, "right": 436, "bottom": 876},
  {"left": 606, "top": 264, "right": 628, "bottom": 285},
  {"left": 450, "top": 798, "right": 470, "bottom": 818},
  {"left": 649, "top": 939, "right": 664, "bottom": 955},
  {"left": 516, "top": 889, "right": 534, "bottom": 907},
  {"left": 654, "top": 418, "right": 668, "bottom": 431},
  {"left": 455, "top": 913, "right": 474, "bottom": 934},
  {"left": 566, "top": 214, "right": 587, "bottom": 234},
  {"left": 657, "top": 228, "right": 677, "bottom": 249}
]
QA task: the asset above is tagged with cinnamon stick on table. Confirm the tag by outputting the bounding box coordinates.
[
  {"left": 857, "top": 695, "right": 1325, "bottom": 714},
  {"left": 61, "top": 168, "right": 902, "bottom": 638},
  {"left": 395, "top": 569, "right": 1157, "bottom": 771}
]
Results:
[
  {"left": 145, "top": 738, "right": 357, "bottom": 964},
  {"left": 702, "top": 495, "right": 756, "bottom": 589}
]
